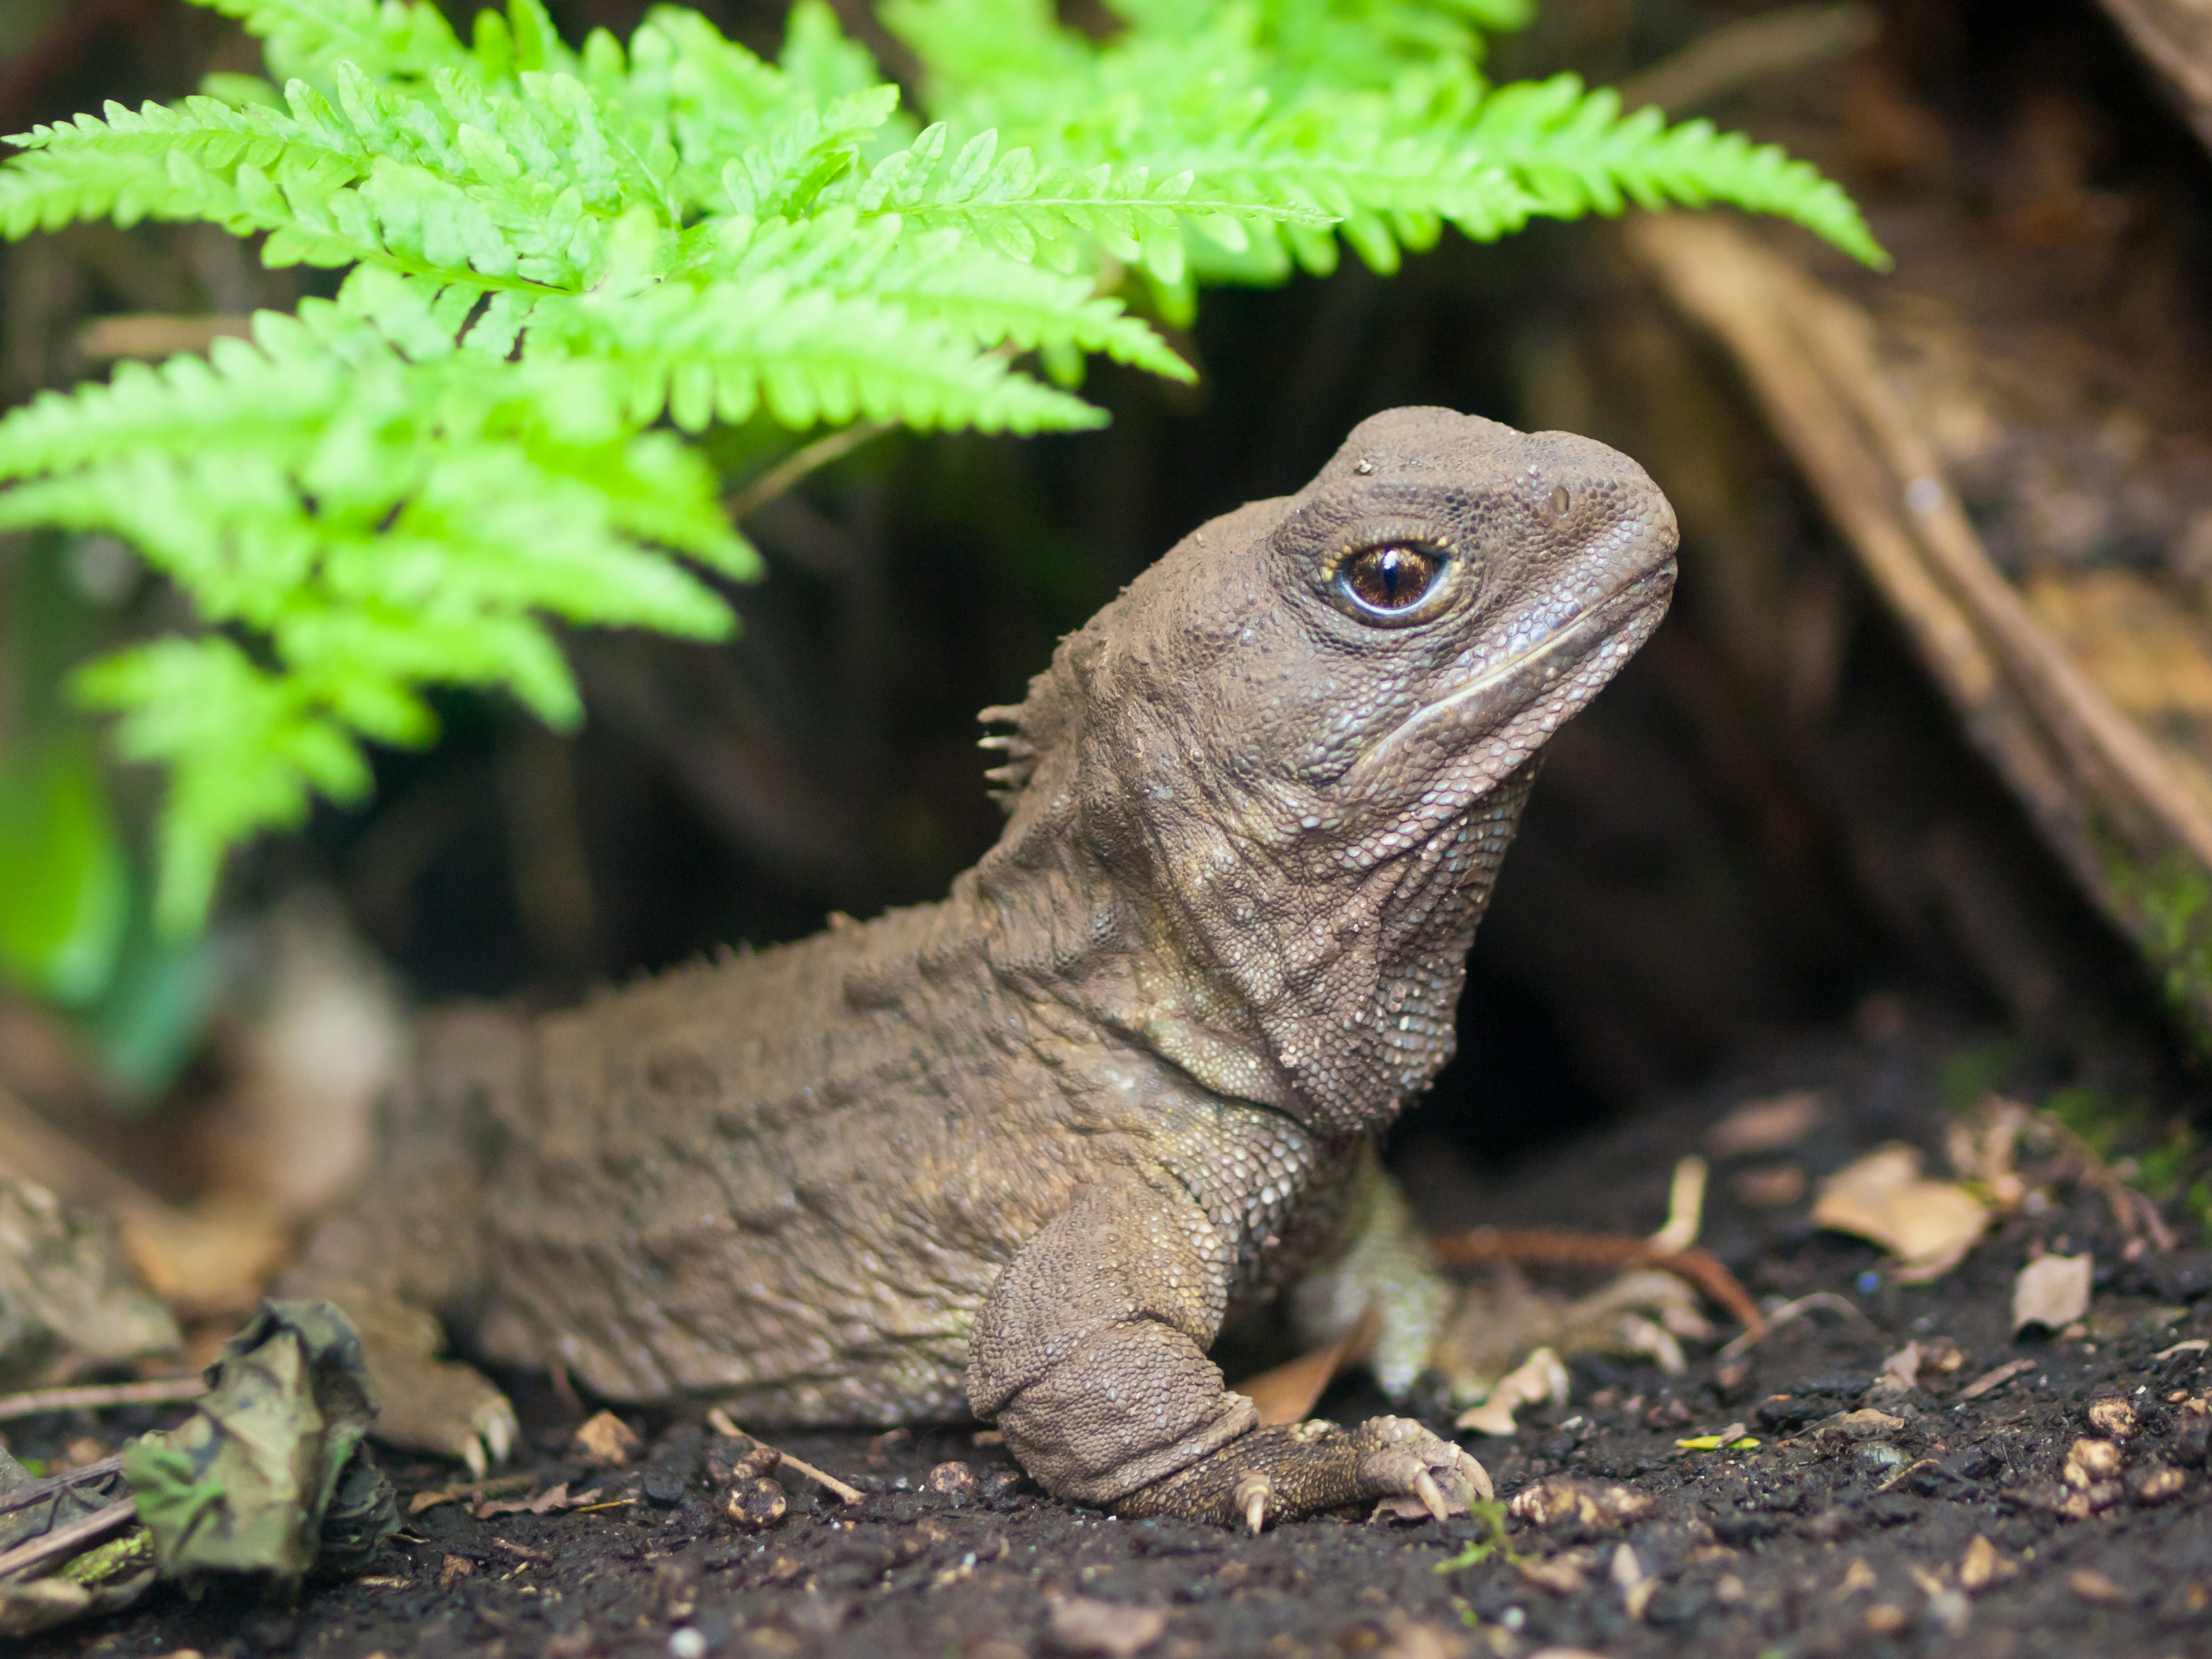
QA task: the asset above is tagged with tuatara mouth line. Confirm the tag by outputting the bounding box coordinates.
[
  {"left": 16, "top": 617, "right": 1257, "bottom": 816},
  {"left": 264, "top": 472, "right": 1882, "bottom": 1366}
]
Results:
[{"left": 1350, "top": 561, "right": 1672, "bottom": 783}]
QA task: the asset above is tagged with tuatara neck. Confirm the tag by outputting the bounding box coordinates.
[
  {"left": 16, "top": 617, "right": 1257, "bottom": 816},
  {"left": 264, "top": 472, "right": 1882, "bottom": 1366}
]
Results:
[{"left": 962, "top": 755, "right": 1541, "bottom": 1138}]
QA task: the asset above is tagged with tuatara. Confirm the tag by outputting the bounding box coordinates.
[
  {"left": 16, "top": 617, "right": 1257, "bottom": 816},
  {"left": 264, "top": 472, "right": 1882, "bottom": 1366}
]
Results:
[{"left": 284, "top": 407, "right": 1678, "bottom": 1529}]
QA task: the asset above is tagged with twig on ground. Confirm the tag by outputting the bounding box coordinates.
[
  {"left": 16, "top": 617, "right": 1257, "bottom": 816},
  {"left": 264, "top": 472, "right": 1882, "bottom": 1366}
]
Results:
[
  {"left": 0, "top": 1377, "right": 206, "bottom": 1423},
  {"left": 1617, "top": 2, "right": 1880, "bottom": 113},
  {"left": 0, "top": 1457, "right": 124, "bottom": 1518},
  {"left": 1715, "top": 1292, "right": 1875, "bottom": 1362},
  {"left": 1954, "top": 1358, "right": 2038, "bottom": 1402},
  {"left": 706, "top": 1407, "right": 865, "bottom": 1506},
  {"left": 0, "top": 1495, "right": 138, "bottom": 1581},
  {"left": 1432, "top": 1227, "right": 1766, "bottom": 1335}
]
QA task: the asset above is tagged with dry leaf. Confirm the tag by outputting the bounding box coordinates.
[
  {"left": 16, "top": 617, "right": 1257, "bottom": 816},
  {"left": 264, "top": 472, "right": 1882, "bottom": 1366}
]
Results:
[
  {"left": 474, "top": 1482, "right": 578, "bottom": 1518},
  {"left": 1812, "top": 1144, "right": 1988, "bottom": 1281},
  {"left": 1869, "top": 1341, "right": 1921, "bottom": 1397},
  {"left": 1454, "top": 1345, "right": 1568, "bottom": 1436},
  {"left": 2012, "top": 1252, "right": 2092, "bottom": 1333},
  {"left": 1706, "top": 1090, "right": 1828, "bottom": 1157},
  {"left": 1235, "top": 1304, "right": 1379, "bottom": 1427}
]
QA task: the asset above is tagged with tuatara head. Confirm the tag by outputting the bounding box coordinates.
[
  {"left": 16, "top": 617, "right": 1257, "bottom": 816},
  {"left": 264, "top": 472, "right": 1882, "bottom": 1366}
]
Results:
[{"left": 977, "top": 407, "right": 1677, "bottom": 1136}]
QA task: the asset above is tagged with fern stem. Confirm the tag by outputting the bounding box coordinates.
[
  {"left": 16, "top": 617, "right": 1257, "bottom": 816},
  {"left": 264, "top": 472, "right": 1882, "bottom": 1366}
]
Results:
[{"left": 725, "top": 420, "right": 894, "bottom": 521}]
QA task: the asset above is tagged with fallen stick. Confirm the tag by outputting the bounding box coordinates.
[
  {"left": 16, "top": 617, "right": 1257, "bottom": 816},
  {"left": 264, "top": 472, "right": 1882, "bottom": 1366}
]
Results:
[
  {"left": 0, "top": 1495, "right": 138, "bottom": 1581},
  {"left": 705, "top": 1407, "right": 865, "bottom": 1506},
  {"left": 1431, "top": 1227, "right": 1766, "bottom": 1335},
  {"left": 0, "top": 1456, "right": 124, "bottom": 1518},
  {"left": 0, "top": 1377, "right": 207, "bottom": 1423},
  {"left": 1715, "top": 1292, "right": 1873, "bottom": 1363}
]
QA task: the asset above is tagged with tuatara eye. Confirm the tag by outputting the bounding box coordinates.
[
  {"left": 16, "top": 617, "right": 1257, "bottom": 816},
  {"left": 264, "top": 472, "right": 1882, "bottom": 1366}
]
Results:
[{"left": 1339, "top": 542, "right": 1446, "bottom": 618}]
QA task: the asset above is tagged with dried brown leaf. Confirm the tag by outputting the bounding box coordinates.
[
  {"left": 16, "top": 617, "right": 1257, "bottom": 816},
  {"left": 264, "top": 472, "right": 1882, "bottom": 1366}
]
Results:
[
  {"left": 2012, "top": 1252, "right": 2092, "bottom": 1333},
  {"left": 1812, "top": 1144, "right": 1989, "bottom": 1280}
]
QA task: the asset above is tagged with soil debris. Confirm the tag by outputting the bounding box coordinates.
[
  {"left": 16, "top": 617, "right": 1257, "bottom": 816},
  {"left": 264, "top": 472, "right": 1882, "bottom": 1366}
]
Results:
[{"left": 1046, "top": 1594, "right": 1165, "bottom": 1656}]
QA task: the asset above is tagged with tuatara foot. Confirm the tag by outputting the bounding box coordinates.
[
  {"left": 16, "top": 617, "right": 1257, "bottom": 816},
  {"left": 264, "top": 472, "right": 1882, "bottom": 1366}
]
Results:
[
  {"left": 1115, "top": 1417, "right": 1490, "bottom": 1533},
  {"left": 340, "top": 1292, "right": 519, "bottom": 1478}
]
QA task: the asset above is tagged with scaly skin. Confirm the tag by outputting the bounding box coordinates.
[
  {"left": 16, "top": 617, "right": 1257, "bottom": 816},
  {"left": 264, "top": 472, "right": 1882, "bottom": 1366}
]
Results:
[{"left": 284, "top": 407, "right": 1678, "bottom": 1527}]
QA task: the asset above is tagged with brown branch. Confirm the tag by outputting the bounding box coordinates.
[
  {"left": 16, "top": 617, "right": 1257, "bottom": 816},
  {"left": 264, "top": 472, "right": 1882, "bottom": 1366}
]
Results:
[
  {"left": 0, "top": 1377, "right": 206, "bottom": 1423},
  {"left": 0, "top": 1495, "right": 137, "bottom": 1582},
  {"left": 0, "top": 1457, "right": 124, "bottom": 1518},
  {"left": 1431, "top": 1226, "right": 1767, "bottom": 1335},
  {"left": 705, "top": 1408, "right": 865, "bottom": 1506}
]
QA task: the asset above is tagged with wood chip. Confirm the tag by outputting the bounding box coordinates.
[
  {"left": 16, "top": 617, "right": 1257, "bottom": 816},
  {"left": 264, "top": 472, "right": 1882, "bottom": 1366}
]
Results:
[
  {"left": 569, "top": 1411, "right": 640, "bottom": 1467},
  {"left": 1955, "top": 1358, "right": 2036, "bottom": 1400}
]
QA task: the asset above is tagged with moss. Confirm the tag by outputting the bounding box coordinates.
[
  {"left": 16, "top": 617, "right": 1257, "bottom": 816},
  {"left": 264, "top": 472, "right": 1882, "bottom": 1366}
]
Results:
[
  {"left": 1936, "top": 1037, "right": 2023, "bottom": 1110},
  {"left": 2103, "top": 848, "right": 2212, "bottom": 1052}
]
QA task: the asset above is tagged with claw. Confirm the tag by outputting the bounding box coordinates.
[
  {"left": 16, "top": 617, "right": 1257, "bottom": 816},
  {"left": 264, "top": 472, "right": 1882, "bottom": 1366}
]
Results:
[
  {"left": 462, "top": 1434, "right": 487, "bottom": 1481},
  {"left": 1412, "top": 1469, "right": 1450, "bottom": 1523},
  {"left": 483, "top": 1402, "right": 516, "bottom": 1464},
  {"left": 1234, "top": 1472, "right": 1273, "bottom": 1536},
  {"left": 1456, "top": 1448, "right": 1495, "bottom": 1503}
]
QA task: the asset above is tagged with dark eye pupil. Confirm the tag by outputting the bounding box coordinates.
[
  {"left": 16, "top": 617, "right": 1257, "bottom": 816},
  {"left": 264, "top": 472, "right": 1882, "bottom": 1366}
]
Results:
[{"left": 1345, "top": 544, "right": 1441, "bottom": 612}]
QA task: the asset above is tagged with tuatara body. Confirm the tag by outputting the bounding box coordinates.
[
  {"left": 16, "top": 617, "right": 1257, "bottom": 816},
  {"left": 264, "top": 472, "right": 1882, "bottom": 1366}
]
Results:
[{"left": 286, "top": 407, "right": 1678, "bottom": 1528}]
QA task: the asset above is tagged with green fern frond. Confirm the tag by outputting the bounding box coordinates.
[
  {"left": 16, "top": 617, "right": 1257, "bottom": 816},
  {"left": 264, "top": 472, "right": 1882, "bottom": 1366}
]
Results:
[
  {"left": 0, "top": 0, "right": 1889, "bottom": 927},
  {"left": 529, "top": 272, "right": 1107, "bottom": 436},
  {"left": 1464, "top": 76, "right": 1888, "bottom": 269},
  {"left": 75, "top": 636, "right": 377, "bottom": 935},
  {"left": 191, "top": 0, "right": 472, "bottom": 85},
  {"left": 0, "top": 303, "right": 748, "bottom": 927},
  {"left": 724, "top": 211, "right": 1193, "bottom": 381}
]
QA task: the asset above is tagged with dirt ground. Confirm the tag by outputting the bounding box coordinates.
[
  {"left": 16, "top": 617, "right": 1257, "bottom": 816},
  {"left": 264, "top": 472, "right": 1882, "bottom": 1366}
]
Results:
[{"left": 10, "top": 995, "right": 2209, "bottom": 1659}]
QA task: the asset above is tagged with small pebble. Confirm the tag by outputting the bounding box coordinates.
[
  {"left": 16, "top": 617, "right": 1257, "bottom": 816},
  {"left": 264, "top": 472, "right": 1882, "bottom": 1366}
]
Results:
[
  {"left": 1863, "top": 1604, "right": 1908, "bottom": 1636},
  {"left": 2071, "top": 1568, "right": 2128, "bottom": 1605},
  {"left": 2131, "top": 1464, "right": 2186, "bottom": 1504},
  {"left": 1048, "top": 1595, "right": 1166, "bottom": 1657},
  {"left": 927, "top": 1460, "right": 978, "bottom": 1500},
  {"left": 667, "top": 1630, "right": 707, "bottom": 1659},
  {"left": 727, "top": 1478, "right": 787, "bottom": 1529},
  {"left": 2064, "top": 1438, "right": 2122, "bottom": 1487},
  {"left": 2085, "top": 1396, "right": 2137, "bottom": 1440}
]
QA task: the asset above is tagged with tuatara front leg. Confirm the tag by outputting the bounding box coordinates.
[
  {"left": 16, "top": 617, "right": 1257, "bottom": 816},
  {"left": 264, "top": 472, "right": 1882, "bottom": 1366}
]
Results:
[{"left": 967, "top": 1179, "right": 1486, "bottom": 1530}]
